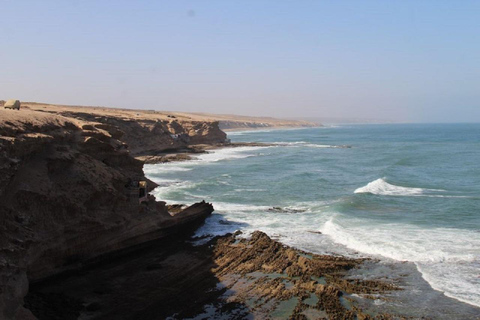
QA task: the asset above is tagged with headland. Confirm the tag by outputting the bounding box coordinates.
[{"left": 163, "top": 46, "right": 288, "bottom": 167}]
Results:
[
  {"left": 0, "top": 102, "right": 319, "bottom": 319},
  {"left": 2, "top": 103, "right": 477, "bottom": 319}
]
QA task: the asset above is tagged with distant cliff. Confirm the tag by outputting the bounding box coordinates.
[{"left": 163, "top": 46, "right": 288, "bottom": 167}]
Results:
[
  {"left": 218, "top": 119, "right": 318, "bottom": 130},
  {"left": 160, "top": 111, "right": 320, "bottom": 130},
  {"left": 0, "top": 108, "right": 215, "bottom": 319},
  {"left": 22, "top": 103, "right": 319, "bottom": 136}
]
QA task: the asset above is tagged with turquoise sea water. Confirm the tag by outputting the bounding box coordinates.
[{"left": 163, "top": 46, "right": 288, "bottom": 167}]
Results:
[{"left": 144, "top": 124, "right": 480, "bottom": 313}]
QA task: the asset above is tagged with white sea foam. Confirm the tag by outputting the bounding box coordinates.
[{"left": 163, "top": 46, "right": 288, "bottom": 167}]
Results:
[
  {"left": 193, "top": 203, "right": 273, "bottom": 243},
  {"left": 212, "top": 202, "right": 271, "bottom": 213},
  {"left": 354, "top": 178, "right": 474, "bottom": 199},
  {"left": 193, "top": 201, "right": 337, "bottom": 252},
  {"left": 143, "top": 163, "right": 193, "bottom": 178},
  {"left": 354, "top": 178, "right": 445, "bottom": 196},
  {"left": 143, "top": 126, "right": 480, "bottom": 310},
  {"left": 145, "top": 147, "right": 269, "bottom": 185},
  {"left": 211, "top": 201, "right": 332, "bottom": 215},
  {"left": 151, "top": 180, "right": 199, "bottom": 201},
  {"left": 145, "top": 147, "right": 269, "bottom": 176},
  {"left": 226, "top": 127, "right": 312, "bottom": 137},
  {"left": 273, "top": 141, "right": 345, "bottom": 149},
  {"left": 320, "top": 217, "right": 480, "bottom": 307},
  {"left": 193, "top": 198, "right": 336, "bottom": 244},
  {"left": 193, "top": 146, "right": 270, "bottom": 163},
  {"left": 226, "top": 129, "right": 274, "bottom": 136}
]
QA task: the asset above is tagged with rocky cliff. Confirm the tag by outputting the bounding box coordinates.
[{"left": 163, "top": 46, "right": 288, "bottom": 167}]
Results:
[
  {"left": 0, "top": 109, "right": 214, "bottom": 319},
  {"left": 23, "top": 231, "right": 400, "bottom": 319},
  {"left": 54, "top": 112, "right": 227, "bottom": 157},
  {"left": 22, "top": 103, "right": 228, "bottom": 157},
  {"left": 22, "top": 102, "right": 319, "bottom": 139}
]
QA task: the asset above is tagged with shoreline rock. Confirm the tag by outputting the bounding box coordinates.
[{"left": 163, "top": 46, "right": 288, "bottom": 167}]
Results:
[
  {"left": 23, "top": 231, "right": 402, "bottom": 319},
  {"left": 3, "top": 105, "right": 478, "bottom": 319},
  {"left": 0, "top": 109, "right": 216, "bottom": 319},
  {"left": 135, "top": 142, "right": 275, "bottom": 164}
]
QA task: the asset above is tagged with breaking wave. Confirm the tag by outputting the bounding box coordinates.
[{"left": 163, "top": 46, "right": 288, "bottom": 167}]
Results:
[
  {"left": 273, "top": 141, "right": 351, "bottom": 149},
  {"left": 193, "top": 146, "right": 270, "bottom": 163},
  {"left": 320, "top": 217, "right": 480, "bottom": 307},
  {"left": 354, "top": 178, "right": 445, "bottom": 196}
]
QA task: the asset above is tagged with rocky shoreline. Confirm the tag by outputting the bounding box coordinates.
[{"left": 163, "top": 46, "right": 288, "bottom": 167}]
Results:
[
  {"left": 136, "top": 142, "right": 274, "bottom": 164},
  {"left": 0, "top": 107, "right": 218, "bottom": 319},
  {"left": 2, "top": 105, "right": 479, "bottom": 319},
  {"left": 0, "top": 104, "right": 312, "bottom": 319},
  {"left": 24, "top": 231, "right": 402, "bottom": 320},
  {"left": 19, "top": 130, "right": 402, "bottom": 320}
]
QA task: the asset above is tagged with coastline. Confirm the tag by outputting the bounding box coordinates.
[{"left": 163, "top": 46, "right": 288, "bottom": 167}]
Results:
[
  {"left": 1, "top": 106, "right": 479, "bottom": 319},
  {"left": 0, "top": 104, "right": 316, "bottom": 319},
  {"left": 25, "top": 230, "right": 401, "bottom": 319},
  {"left": 0, "top": 106, "right": 219, "bottom": 319},
  {"left": 23, "top": 218, "right": 480, "bottom": 319},
  {"left": 222, "top": 125, "right": 319, "bottom": 132},
  {"left": 141, "top": 141, "right": 480, "bottom": 318},
  {"left": 136, "top": 141, "right": 274, "bottom": 164}
]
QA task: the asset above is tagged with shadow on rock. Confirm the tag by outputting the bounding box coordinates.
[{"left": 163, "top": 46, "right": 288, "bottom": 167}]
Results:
[{"left": 24, "top": 232, "right": 250, "bottom": 320}]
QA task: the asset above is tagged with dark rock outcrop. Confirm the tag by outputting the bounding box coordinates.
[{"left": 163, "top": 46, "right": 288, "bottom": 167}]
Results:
[
  {"left": 210, "top": 231, "right": 399, "bottom": 319},
  {"left": 23, "top": 231, "right": 400, "bottom": 319},
  {"left": 0, "top": 110, "right": 214, "bottom": 319}
]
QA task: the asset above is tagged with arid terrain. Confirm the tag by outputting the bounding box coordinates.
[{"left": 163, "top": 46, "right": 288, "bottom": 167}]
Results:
[{"left": 20, "top": 102, "right": 320, "bottom": 131}]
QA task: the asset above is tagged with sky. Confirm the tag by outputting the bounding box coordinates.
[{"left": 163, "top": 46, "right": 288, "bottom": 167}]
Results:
[{"left": 1, "top": 0, "right": 479, "bottom": 122}]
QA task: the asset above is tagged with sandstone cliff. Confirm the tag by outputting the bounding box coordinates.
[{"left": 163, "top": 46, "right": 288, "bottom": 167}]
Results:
[
  {"left": 23, "top": 102, "right": 319, "bottom": 139},
  {"left": 22, "top": 103, "right": 228, "bottom": 157},
  {"left": 0, "top": 109, "right": 214, "bottom": 319},
  {"left": 160, "top": 111, "right": 320, "bottom": 130},
  {"left": 53, "top": 112, "right": 227, "bottom": 157}
]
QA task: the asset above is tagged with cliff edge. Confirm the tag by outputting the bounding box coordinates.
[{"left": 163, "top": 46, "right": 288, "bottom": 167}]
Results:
[
  {"left": 22, "top": 103, "right": 229, "bottom": 157},
  {"left": 0, "top": 108, "right": 214, "bottom": 319}
]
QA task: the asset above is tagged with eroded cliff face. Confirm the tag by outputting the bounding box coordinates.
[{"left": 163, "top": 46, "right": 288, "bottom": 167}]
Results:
[
  {"left": 22, "top": 103, "right": 319, "bottom": 139},
  {"left": 38, "top": 110, "right": 227, "bottom": 156},
  {"left": 0, "top": 110, "right": 214, "bottom": 319}
]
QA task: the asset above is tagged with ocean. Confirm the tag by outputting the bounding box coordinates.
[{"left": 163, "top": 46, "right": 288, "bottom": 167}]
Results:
[{"left": 144, "top": 124, "right": 480, "bottom": 317}]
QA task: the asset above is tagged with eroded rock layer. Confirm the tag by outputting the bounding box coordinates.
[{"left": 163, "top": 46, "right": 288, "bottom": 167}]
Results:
[
  {"left": 22, "top": 103, "right": 229, "bottom": 157},
  {"left": 0, "top": 109, "right": 214, "bottom": 319},
  {"left": 210, "top": 231, "right": 400, "bottom": 320},
  {"left": 23, "top": 232, "right": 401, "bottom": 320}
]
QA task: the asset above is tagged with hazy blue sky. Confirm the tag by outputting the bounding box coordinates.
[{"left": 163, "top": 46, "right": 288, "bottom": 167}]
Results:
[{"left": 1, "top": 1, "right": 479, "bottom": 122}]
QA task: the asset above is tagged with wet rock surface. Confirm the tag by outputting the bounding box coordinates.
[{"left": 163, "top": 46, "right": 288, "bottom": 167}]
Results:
[
  {"left": 24, "top": 231, "right": 404, "bottom": 320},
  {"left": 210, "top": 231, "right": 401, "bottom": 320},
  {"left": 268, "top": 206, "right": 307, "bottom": 214}
]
